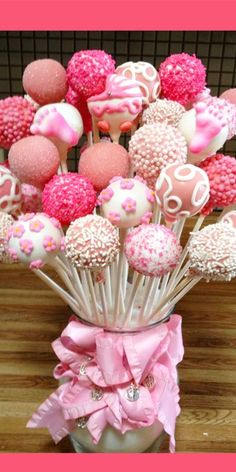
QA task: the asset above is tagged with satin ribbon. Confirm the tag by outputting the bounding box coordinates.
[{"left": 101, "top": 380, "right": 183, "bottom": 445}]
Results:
[{"left": 27, "top": 315, "right": 184, "bottom": 453}]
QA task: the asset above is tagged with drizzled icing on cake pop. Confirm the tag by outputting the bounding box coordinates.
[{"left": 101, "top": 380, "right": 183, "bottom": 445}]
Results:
[
  {"left": 115, "top": 61, "right": 161, "bottom": 105},
  {"left": 0, "top": 166, "right": 22, "bottom": 216}
]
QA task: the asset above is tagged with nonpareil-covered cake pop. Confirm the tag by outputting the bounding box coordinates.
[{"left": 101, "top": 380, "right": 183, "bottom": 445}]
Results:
[
  {"left": 87, "top": 74, "right": 143, "bottom": 142},
  {"left": 65, "top": 214, "right": 120, "bottom": 270},
  {"left": 142, "top": 99, "right": 185, "bottom": 127},
  {"left": 7, "top": 212, "right": 63, "bottom": 269},
  {"left": 155, "top": 163, "right": 210, "bottom": 223},
  {"left": 0, "top": 166, "right": 22, "bottom": 215},
  {"left": 98, "top": 176, "right": 154, "bottom": 229},
  {"left": 21, "top": 184, "right": 42, "bottom": 214},
  {"left": 124, "top": 224, "right": 182, "bottom": 277},
  {"left": 0, "top": 211, "right": 15, "bottom": 263},
  {"left": 0, "top": 96, "right": 36, "bottom": 150},
  {"left": 221, "top": 210, "right": 236, "bottom": 229},
  {"left": 78, "top": 142, "right": 130, "bottom": 192}
]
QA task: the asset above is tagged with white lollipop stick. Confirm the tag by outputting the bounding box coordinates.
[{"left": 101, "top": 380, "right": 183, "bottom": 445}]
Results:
[
  {"left": 113, "top": 229, "right": 127, "bottom": 323},
  {"left": 85, "top": 269, "right": 100, "bottom": 324},
  {"left": 70, "top": 265, "right": 92, "bottom": 320},
  {"left": 104, "top": 266, "right": 112, "bottom": 312},
  {"left": 158, "top": 276, "right": 202, "bottom": 321},
  {"left": 138, "top": 277, "right": 155, "bottom": 323},
  {"left": 123, "top": 273, "right": 145, "bottom": 328},
  {"left": 99, "top": 282, "right": 109, "bottom": 326}
]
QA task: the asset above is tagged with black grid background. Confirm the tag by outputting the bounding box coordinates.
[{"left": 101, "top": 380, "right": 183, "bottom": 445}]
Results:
[{"left": 0, "top": 31, "right": 236, "bottom": 170}]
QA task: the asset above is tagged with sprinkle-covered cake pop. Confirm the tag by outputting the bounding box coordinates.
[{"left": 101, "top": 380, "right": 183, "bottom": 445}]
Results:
[
  {"left": 159, "top": 53, "right": 206, "bottom": 107},
  {"left": 23, "top": 59, "right": 68, "bottom": 106},
  {"left": 199, "top": 154, "right": 236, "bottom": 216},
  {"left": 0, "top": 96, "right": 36, "bottom": 150},
  {"left": 142, "top": 99, "right": 185, "bottom": 127},
  {"left": 7, "top": 213, "right": 63, "bottom": 269},
  {"left": 188, "top": 222, "right": 236, "bottom": 282},
  {"left": 221, "top": 210, "right": 236, "bottom": 229},
  {"left": 65, "top": 214, "right": 120, "bottom": 270},
  {"left": 42, "top": 173, "right": 97, "bottom": 226},
  {"left": 78, "top": 142, "right": 130, "bottom": 191},
  {"left": 8, "top": 136, "right": 60, "bottom": 189},
  {"left": 21, "top": 184, "right": 42, "bottom": 214},
  {"left": 155, "top": 163, "right": 210, "bottom": 223},
  {"left": 87, "top": 74, "right": 143, "bottom": 142},
  {"left": 0, "top": 212, "right": 15, "bottom": 263},
  {"left": 115, "top": 61, "right": 161, "bottom": 106},
  {"left": 129, "top": 123, "right": 187, "bottom": 189},
  {"left": 0, "top": 166, "right": 22, "bottom": 215},
  {"left": 66, "top": 87, "right": 92, "bottom": 134},
  {"left": 124, "top": 224, "right": 182, "bottom": 277},
  {"left": 98, "top": 176, "right": 154, "bottom": 229}
]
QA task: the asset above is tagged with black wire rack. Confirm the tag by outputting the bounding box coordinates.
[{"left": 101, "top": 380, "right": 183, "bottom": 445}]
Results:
[{"left": 0, "top": 31, "right": 236, "bottom": 170}]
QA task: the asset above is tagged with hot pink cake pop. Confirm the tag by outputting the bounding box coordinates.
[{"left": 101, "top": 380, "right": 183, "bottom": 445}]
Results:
[
  {"left": 124, "top": 224, "right": 182, "bottom": 277},
  {"left": 115, "top": 61, "right": 161, "bottom": 106},
  {"left": 66, "top": 87, "right": 92, "bottom": 134},
  {"left": 221, "top": 210, "right": 236, "bottom": 228},
  {"left": 78, "top": 142, "right": 130, "bottom": 191},
  {"left": 0, "top": 165, "right": 22, "bottom": 215},
  {"left": 66, "top": 50, "right": 115, "bottom": 100},
  {"left": 0, "top": 211, "right": 15, "bottom": 263},
  {"left": 220, "top": 88, "right": 236, "bottom": 106},
  {"left": 8, "top": 136, "right": 60, "bottom": 189},
  {"left": 199, "top": 154, "right": 236, "bottom": 216},
  {"left": 23, "top": 59, "right": 68, "bottom": 106},
  {"left": 42, "top": 173, "right": 97, "bottom": 226},
  {"left": 87, "top": 74, "right": 143, "bottom": 142},
  {"left": 142, "top": 98, "right": 185, "bottom": 127},
  {"left": 129, "top": 123, "right": 187, "bottom": 189},
  {"left": 21, "top": 184, "right": 42, "bottom": 214},
  {"left": 0, "top": 96, "right": 36, "bottom": 150},
  {"left": 155, "top": 163, "right": 210, "bottom": 223}
]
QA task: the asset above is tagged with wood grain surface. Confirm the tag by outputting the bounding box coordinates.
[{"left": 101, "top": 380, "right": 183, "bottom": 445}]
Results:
[{"left": 0, "top": 214, "right": 236, "bottom": 453}]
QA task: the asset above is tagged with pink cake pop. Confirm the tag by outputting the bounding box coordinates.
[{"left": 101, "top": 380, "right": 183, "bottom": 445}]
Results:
[
  {"left": 23, "top": 59, "right": 68, "bottom": 106},
  {"left": 159, "top": 53, "right": 206, "bottom": 107},
  {"left": 42, "top": 173, "right": 97, "bottom": 226},
  {"left": 188, "top": 222, "right": 236, "bottom": 282},
  {"left": 66, "top": 87, "right": 92, "bottom": 134},
  {"left": 0, "top": 96, "right": 36, "bottom": 150},
  {"left": 124, "top": 224, "right": 182, "bottom": 277},
  {"left": 98, "top": 176, "right": 154, "bottom": 229},
  {"left": 65, "top": 214, "right": 120, "bottom": 270},
  {"left": 66, "top": 50, "right": 115, "bottom": 100},
  {"left": 0, "top": 211, "right": 15, "bottom": 263},
  {"left": 129, "top": 123, "right": 187, "bottom": 189},
  {"left": 155, "top": 163, "right": 210, "bottom": 223},
  {"left": 221, "top": 210, "right": 236, "bottom": 229},
  {"left": 7, "top": 212, "right": 63, "bottom": 269},
  {"left": 0, "top": 166, "right": 22, "bottom": 216},
  {"left": 8, "top": 136, "right": 60, "bottom": 189},
  {"left": 78, "top": 142, "right": 130, "bottom": 192},
  {"left": 87, "top": 74, "right": 143, "bottom": 142},
  {"left": 21, "top": 184, "right": 42, "bottom": 214},
  {"left": 220, "top": 88, "right": 236, "bottom": 106},
  {"left": 115, "top": 61, "right": 161, "bottom": 106},
  {"left": 199, "top": 154, "right": 236, "bottom": 216},
  {"left": 142, "top": 99, "right": 185, "bottom": 127}
]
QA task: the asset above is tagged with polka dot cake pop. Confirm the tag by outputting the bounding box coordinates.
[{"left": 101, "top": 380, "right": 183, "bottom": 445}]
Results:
[
  {"left": 124, "top": 224, "right": 182, "bottom": 277},
  {"left": 42, "top": 173, "right": 97, "bottom": 226},
  {"left": 0, "top": 96, "right": 36, "bottom": 150},
  {"left": 0, "top": 211, "right": 14, "bottom": 263},
  {"left": 98, "top": 176, "right": 154, "bottom": 229},
  {"left": 129, "top": 123, "right": 187, "bottom": 189},
  {"left": 0, "top": 165, "right": 22, "bottom": 216},
  {"left": 155, "top": 163, "right": 210, "bottom": 223},
  {"left": 65, "top": 214, "right": 120, "bottom": 270},
  {"left": 7, "top": 213, "right": 63, "bottom": 269},
  {"left": 142, "top": 98, "right": 185, "bottom": 127}
]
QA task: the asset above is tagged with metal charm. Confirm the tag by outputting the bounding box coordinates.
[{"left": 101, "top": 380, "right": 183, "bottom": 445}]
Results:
[
  {"left": 142, "top": 373, "right": 156, "bottom": 391},
  {"left": 126, "top": 384, "right": 140, "bottom": 402},
  {"left": 77, "top": 416, "right": 88, "bottom": 429},
  {"left": 91, "top": 386, "right": 104, "bottom": 401}
]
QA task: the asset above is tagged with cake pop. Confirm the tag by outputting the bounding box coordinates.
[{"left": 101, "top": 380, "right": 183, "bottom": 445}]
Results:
[
  {"left": 7, "top": 213, "right": 63, "bottom": 269},
  {"left": 78, "top": 142, "right": 130, "bottom": 192},
  {"left": 199, "top": 154, "right": 236, "bottom": 216},
  {"left": 8, "top": 136, "right": 60, "bottom": 189},
  {"left": 155, "top": 163, "right": 210, "bottom": 223},
  {"left": 115, "top": 61, "right": 161, "bottom": 106},
  {"left": 124, "top": 224, "right": 182, "bottom": 277},
  {"left": 220, "top": 88, "right": 236, "bottom": 106},
  {"left": 87, "top": 74, "right": 143, "bottom": 142},
  {"left": 0, "top": 212, "right": 14, "bottom": 263},
  {"left": 159, "top": 53, "right": 206, "bottom": 107},
  {"left": 221, "top": 210, "right": 236, "bottom": 229},
  {"left": 142, "top": 99, "right": 185, "bottom": 127},
  {"left": 21, "top": 184, "right": 42, "bottom": 214},
  {"left": 98, "top": 176, "right": 154, "bottom": 229},
  {"left": 129, "top": 123, "right": 187, "bottom": 189},
  {"left": 42, "top": 173, "right": 97, "bottom": 226},
  {"left": 66, "top": 50, "right": 115, "bottom": 99},
  {"left": 23, "top": 59, "right": 68, "bottom": 106},
  {"left": 66, "top": 87, "right": 92, "bottom": 134},
  {"left": 0, "top": 166, "right": 22, "bottom": 215},
  {"left": 188, "top": 222, "right": 236, "bottom": 282},
  {"left": 65, "top": 214, "right": 120, "bottom": 270},
  {"left": 0, "top": 96, "right": 36, "bottom": 150}
]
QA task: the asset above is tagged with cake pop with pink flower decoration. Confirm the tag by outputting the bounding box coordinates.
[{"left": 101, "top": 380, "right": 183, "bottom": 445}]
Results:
[
  {"left": 0, "top": 96, "right": 36, "bottom": 150},
  {"left": 21, "top": 184, "right": 42, "bottom": 214},
  {"left": 0, "top": 165, "right": 22, "bottom": 216},
  {"left": 0, "top": 212, "right": 15, "bottom": 263},
  {"left": 155, "top": 163, "right": 210, "bottom": 224},
  {"left": 142, "top": 98, "right": 185, "bottom": 127},
  {"left": 221, "top": 210, "right": 236, "bottom": 228},
  {"left": 98, "top": 176, "right": 154, "bottom": 229}
]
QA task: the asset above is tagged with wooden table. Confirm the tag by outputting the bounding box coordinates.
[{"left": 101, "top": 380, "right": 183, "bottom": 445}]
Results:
[{"left": 0, "top": 215, "right": 236, "bottom": 453}]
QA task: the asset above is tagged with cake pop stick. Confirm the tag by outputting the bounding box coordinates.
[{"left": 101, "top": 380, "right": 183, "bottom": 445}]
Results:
[
  {"left": 85, "top": 269, "right": 100, "bottom": 324},
  {"left": 113, "top": 229, "right": 127, "bottom": 324},
  {"left": 123, "top": 273, "right": 145, "bottom": 328},
  {"left": 69, "top": 264, "right": 92, "bottom": 320},
  {"left": 104, "top": 266, "right": 112, "bottom": 312},
  {"left": 98, "top": 282, "right": 109, "bottom": 326}
]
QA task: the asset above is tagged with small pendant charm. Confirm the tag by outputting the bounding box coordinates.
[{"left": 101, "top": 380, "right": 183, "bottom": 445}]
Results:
[
  {"left": 79, "top": 364, "right": 87, "bottom": 375},
  {"left": 126, "top": 384, "right": 140, "bottom": 402},
  {"left": 77, "top": 416, "right": 88, "bottom": 429},
  {"left": 91, "top": 386, "right": 104, "bottom": 401},
  {"left": 143, "top": 373, "right": 156, "bottom": 391}
]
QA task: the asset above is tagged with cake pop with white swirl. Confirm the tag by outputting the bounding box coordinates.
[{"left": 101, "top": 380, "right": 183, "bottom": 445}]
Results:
[{"left": 0, "top": 165, "right": 22, "bottom": 216}]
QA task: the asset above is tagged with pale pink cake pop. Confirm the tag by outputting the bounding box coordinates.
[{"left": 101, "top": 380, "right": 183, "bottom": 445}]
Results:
[
  {"left": 142, "top": 98, "right": 185, "bottom": 127},
  {"left": 98, "top": 176, "right": 154, "bottom": 229},
  {"left": 155, "top": 163, "right": 210, "bottom": 223},
  {"left": 66, "top": 87, "right": 92, "bottom": 133},
  {"left": 221, "top": 210, "right": 236, "bottom": 228},
  {"left": 21, "top": 184, "right": 42, "bottom": 214},
  {"left": 124, "top": 224, "right": 182, "bottom": 277},
  {"left": 0, "top": 166, "right": 22, "bottom": 215},
  {"left": 8, "top": 136, "right": 60, "bottom": 189},
  {"left": 23, "top": 59, "right": 68, "bottom": 106},
  {"left": 78, "top": 142, "right": 130, "bottom": 191},
  {"left": 0, "top": 96, "right": 36, "bottom": 150},
  {"left": 0, "top": 211, "right": 15, "bottom": 263},
  {"left": 129, "top": 123, "right": 187, "bottom": 189},
  {"left": 220, "top": 88, "right": 236, "bottom": 106},
  {"left": 115, "top": 61, "right": 161, "bottom": 106}
]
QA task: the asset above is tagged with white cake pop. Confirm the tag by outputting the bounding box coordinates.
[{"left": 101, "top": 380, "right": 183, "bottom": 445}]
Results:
[
  {"left": 0, "top": 165, "right": 22, "bottom": 216},
  {"left": 221, "top": 210, "right": 236, "bottom": 229}
]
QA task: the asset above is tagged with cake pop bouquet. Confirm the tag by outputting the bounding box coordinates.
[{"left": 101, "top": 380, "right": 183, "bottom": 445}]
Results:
[{"left": 1, "top": 49, "right": 236, "bottom": 453}]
